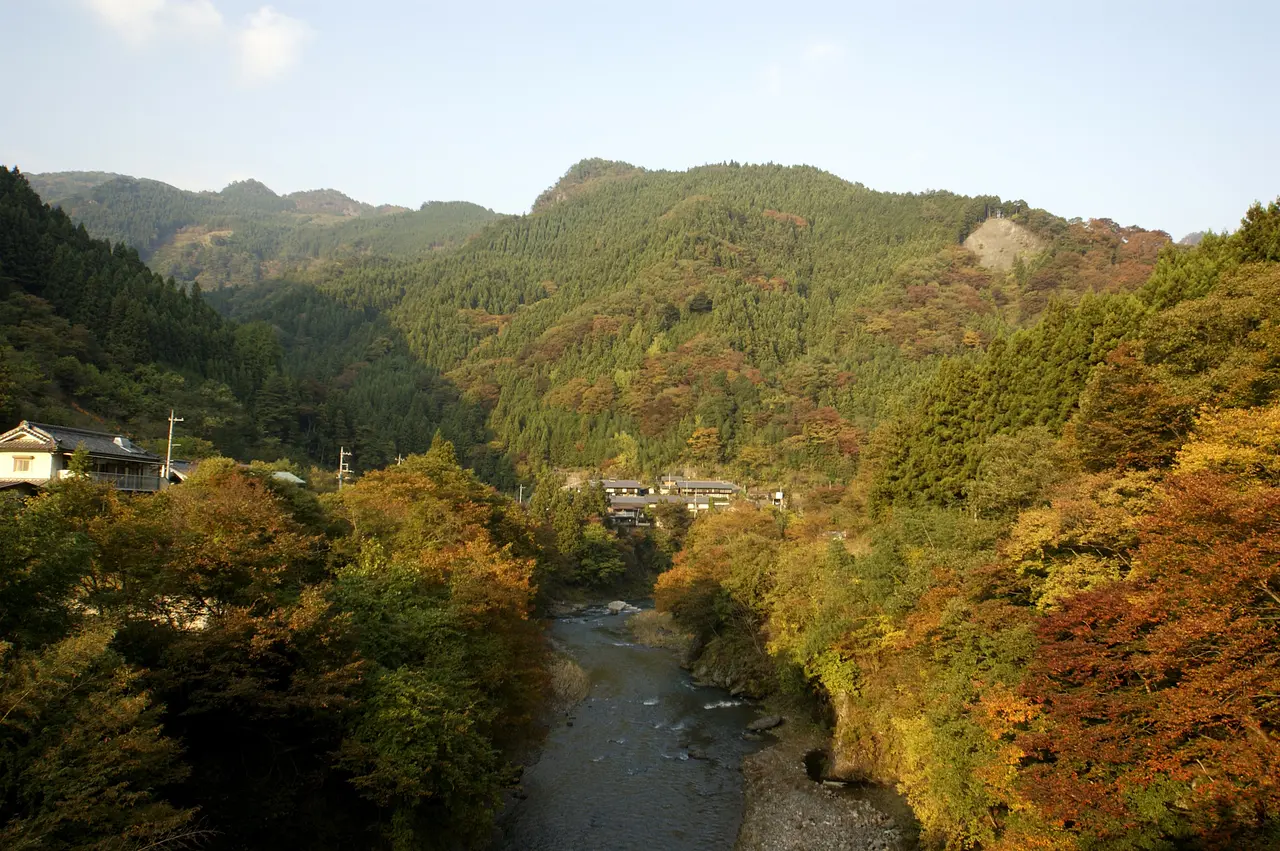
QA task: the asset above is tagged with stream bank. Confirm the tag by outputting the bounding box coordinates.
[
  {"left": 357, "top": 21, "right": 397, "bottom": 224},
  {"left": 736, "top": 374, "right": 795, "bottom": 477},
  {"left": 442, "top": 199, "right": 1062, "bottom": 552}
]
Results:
[
  {"left": 736, "top": 720, "right": 917, "bottom": 851},
  {"left": 629, "top": 610, "right": 920, "bottom": 851}
]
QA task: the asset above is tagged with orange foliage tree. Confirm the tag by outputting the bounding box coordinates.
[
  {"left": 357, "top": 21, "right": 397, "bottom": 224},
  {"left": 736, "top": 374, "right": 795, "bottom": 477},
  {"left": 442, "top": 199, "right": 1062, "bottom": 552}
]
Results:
[{"left": 1018, "top": 471, "right": 1280, "bottom": 848}]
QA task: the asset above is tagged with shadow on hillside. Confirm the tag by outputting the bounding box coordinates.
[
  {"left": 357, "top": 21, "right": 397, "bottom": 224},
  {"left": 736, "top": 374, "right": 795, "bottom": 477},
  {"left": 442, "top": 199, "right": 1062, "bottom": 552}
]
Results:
[{"left": 207, "top": 278, "right": 517, "bottom": 488}]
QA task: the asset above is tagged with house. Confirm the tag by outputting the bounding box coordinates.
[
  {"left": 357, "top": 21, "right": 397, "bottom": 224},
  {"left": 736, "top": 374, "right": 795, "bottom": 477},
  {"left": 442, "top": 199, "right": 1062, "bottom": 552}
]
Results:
[
  {"left": 606, "top": 491, "right": 726, "bottom": 526},
  {"left": 657, "top": 475, "right": 741, "bottom": 502},
  {"left": 606, "top": 495, "right": 655, "bottom": 527},
  {"left": 0, "top": 421, "right": 165, "bottom": 493},
  {"left": 595, "top": 478, "right": 649, "bottom": 497}
]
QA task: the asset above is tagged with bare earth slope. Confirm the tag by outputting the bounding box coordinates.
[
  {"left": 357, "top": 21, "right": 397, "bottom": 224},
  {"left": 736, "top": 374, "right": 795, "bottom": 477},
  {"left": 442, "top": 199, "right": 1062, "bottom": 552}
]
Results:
[{"left": 962, "top": 217, "right": 1045, "bottom": 270}]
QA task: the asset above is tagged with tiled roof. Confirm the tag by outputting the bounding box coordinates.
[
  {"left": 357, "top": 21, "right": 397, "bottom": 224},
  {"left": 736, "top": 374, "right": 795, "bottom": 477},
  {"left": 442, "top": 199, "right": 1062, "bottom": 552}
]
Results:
[
  {"left": 598, "top": 479, "right": 647, "bottom": 489},
  {"left": 673, "top": 480, "right": 739, "bottom": 491},
  {"left": 3, "top": 421, "right": 162, "bottom": 462},
  {"left": 0, "top": 439, "right": 53, "bottom": 452},
  {"left": 609, "top": 494, "right": 692, "bottom": 507}
]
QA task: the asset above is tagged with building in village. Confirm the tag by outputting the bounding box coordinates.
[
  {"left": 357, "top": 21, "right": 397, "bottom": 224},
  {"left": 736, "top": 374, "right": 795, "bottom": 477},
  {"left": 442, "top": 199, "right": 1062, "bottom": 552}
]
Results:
[
  {"left": 0, "top": 420, "right": 166, "bottom": 493},
  {"left": 576, "top": 475, "right": 749, "bottom": 527},
  {"left": 657, "top": 475, "right": 741, "bottom": 503},
  {"left": 594, "top": 479, "right": 649, "bottom": 496},
  {"left": 604, "top": 492, "right": 699, "bottom": 527},
  {"left": 567, "top": 474, "right": 785, "bottom": 527}
]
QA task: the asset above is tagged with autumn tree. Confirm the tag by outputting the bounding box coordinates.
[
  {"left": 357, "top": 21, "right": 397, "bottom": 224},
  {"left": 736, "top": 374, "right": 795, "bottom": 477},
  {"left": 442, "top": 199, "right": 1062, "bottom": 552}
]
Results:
[{"left": 1018, "top": 471, "right": 1280, "bottom": 848}]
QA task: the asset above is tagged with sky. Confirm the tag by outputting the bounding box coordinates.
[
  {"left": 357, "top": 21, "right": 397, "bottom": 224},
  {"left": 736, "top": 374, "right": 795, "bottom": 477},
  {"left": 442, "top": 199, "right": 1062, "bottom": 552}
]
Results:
[{"left": 2, "top": 1, "right": 1277, "bottom": 238}]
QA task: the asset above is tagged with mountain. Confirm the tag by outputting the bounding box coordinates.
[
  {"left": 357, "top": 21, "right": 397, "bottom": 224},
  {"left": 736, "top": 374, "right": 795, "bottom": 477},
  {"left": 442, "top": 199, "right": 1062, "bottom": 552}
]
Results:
[
  {"left": 0, "top": 166, "right": 502, "bottom": 475},
  {"left": 286, "top": 187, "right": 410, "bottom": 217},
  {"left": 0, "top": 167, "right": 249, "bottom": 443},
  {"left": 254, "top": 159, "right": 1164, "bottom": 488},
  {"left": 22, "top": 159, "right": 1173, "bottom": 488},
  {"left": 28, "top": 171, "right": 499, "bottom": 289},
  {"left": 24, "top": 169, "right": 123, "bottom": 205}
]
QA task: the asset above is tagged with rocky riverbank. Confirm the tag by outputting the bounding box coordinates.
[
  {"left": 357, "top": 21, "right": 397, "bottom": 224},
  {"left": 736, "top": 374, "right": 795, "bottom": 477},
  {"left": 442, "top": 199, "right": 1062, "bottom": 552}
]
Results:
[{"left": 736, "top": 720, "right": 913, "bottom": 851}]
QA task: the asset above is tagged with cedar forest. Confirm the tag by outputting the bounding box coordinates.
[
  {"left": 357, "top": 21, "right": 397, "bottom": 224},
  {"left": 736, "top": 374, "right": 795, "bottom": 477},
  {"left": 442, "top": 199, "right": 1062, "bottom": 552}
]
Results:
[{"left": 1, "top": 158, "right": 1277, "bottom": 849}]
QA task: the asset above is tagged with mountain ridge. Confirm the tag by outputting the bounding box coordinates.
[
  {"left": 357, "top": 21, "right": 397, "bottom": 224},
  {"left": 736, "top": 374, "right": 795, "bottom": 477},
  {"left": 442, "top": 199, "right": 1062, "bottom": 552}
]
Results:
[{"left": 24, "top": 170, "right": 499, "bottom": 289}]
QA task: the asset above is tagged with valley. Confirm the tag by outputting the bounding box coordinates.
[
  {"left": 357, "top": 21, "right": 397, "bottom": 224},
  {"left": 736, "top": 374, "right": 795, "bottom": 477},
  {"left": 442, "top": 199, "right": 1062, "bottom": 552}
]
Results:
[{"left": 1, "top": 157, "right": 1277, "bottom": 850}]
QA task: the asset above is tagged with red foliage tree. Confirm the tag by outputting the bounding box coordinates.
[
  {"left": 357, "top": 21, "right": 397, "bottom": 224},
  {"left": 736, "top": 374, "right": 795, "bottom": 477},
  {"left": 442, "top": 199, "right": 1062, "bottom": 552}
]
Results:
[{"left": 1018, "top": 473, "right": 1280, "bottom": 848}]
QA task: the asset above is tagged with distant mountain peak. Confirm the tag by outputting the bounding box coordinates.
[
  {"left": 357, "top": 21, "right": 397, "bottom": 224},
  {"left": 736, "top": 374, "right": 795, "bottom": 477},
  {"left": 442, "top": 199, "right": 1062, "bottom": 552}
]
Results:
[
  {"left": 287, "top": 188, "right": 374, "bottom": 217},
  {"left": 533, "top": 158, "right": 644, "bottom": 212},
  {"left": 220, "top": 178, "right": 279, "bottom": 197}
]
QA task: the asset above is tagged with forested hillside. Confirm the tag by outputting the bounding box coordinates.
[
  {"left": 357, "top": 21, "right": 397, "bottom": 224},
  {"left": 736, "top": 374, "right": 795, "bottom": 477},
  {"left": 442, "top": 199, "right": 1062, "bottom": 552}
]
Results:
[
  {"left": 29, "top": 159, "right": 1172, "bottom": 485},
  {"left": 1, "top": 167, "right": 502, "bottom": 474},
  {"left": 655, "top": 198, "right": 1280, "bottom": 849},
  {"left": 31, "top": 171, "right": 498, "bottom": 289},
  {"left": 265, "top": 159, "right": 1163, "bottom": 486}
]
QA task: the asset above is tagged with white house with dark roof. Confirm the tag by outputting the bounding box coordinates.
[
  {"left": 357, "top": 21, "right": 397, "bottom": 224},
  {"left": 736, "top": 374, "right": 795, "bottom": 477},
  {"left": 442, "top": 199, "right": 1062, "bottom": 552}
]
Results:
[
  {"left": 0, "top": 421, "right": 165, "bottom": 493},
  {"left": 594, "top": 478, "right": 649, "bottom": 496},
  {"left": 657, "top": 475, "right": 740, "bottom": 500}
]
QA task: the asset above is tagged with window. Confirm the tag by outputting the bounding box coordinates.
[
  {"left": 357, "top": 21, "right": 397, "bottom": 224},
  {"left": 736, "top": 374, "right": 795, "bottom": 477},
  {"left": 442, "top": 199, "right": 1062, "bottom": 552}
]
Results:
[{"left": 13, "top": 456, "right": 33, "bottom": 473}]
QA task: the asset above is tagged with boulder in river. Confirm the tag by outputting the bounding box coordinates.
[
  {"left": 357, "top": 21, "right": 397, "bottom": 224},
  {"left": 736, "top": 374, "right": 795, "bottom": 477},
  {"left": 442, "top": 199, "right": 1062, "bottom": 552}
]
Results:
[
  {"left": 607, "top": 600, "right": 629, "bottom": 614},
  {"left": 746, "top": 715, "right": 784, "bottom": 732}
]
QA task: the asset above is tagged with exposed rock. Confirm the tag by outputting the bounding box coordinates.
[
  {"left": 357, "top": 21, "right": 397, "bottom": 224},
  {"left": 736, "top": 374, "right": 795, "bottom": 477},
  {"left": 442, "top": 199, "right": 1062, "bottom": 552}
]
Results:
[
  {"left": 736, "top": 724, "right": 915, "bottom": 851},
  {"left": 686, "top": 746, "right": 709, "bottom": 760},
  {"left": 747, "top": 715, "right": 784, "bottom": 731},
  {"left": 607, "top": 600, "right": 628, "bottom": 614}
]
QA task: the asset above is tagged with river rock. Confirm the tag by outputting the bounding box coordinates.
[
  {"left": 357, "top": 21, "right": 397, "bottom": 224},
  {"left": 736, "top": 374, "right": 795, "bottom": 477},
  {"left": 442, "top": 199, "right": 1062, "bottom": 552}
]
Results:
[
  {"left": 607, "top": 600, "right": 628, "bottom": 614},
  {"left": 687, "top": 746, "right": 710, "bottom": 760},
  {"left": 746, "top": 714, "right": 784, "bottom": 732}
]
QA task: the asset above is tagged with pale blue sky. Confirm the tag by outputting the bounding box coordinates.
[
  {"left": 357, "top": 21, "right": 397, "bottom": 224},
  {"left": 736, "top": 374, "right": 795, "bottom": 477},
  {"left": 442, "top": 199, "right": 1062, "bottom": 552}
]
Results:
[{"left": 3, "top": 0, "right": 1276, "bottom": 237}]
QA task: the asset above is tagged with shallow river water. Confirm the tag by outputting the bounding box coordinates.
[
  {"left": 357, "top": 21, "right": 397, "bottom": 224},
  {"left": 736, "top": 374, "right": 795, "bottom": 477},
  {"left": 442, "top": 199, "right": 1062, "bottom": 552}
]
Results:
[{"left": 494, "top": 605, "right": 767, "bottom": 850}]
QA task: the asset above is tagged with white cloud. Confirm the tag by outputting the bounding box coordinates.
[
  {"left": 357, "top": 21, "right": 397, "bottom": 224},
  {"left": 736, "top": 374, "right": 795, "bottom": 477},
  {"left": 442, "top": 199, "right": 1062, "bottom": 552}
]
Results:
[
  {"left": 83, "top": 0, "right": 167, "bottom": 42},
  {"left": 82, "top": 0, "right": 223, "bottom": 43},
  {"left": 236, "top": 6, "right": 312, "bottom": 83},
  {"left": 167, "top": 0, "right": 223, "bottom": 37},
  {"left": 82, "top": 1, "right": 316, "bottom": 86}
]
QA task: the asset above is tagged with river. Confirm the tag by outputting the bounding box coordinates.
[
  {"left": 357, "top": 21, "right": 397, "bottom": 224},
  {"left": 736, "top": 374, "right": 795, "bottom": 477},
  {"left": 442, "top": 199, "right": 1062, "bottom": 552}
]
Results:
[{"left": 494, "top": 605, "right": 767, "bottom": 850}]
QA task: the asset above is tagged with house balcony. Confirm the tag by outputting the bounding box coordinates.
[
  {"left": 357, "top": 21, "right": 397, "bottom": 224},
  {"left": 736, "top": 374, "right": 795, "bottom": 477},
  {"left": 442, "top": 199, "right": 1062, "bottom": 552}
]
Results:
[{"left": 58, "top": 469, "right": 164, "bottom": 492}]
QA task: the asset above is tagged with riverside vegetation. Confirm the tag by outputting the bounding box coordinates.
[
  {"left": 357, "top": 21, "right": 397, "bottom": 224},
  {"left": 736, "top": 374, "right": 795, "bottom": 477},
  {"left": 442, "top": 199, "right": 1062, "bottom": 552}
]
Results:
[
  {"left": 656, "top": 200, "right": 1280, "bottom": 849},
  {"left": 2, "top": 159, "right": 1277, "bottom": 848}
]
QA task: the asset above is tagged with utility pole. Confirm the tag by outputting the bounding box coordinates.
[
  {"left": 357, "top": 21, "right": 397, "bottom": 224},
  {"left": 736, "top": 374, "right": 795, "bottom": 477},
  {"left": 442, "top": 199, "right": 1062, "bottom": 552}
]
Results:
[
  {"left": 337, "top": 447, "right": 352, "bottom": 490},
  {"left": 164, "top": 409, "right": 183, "bottom": 483}
]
